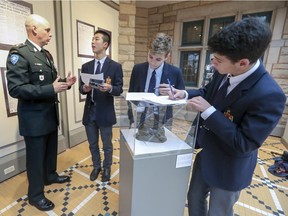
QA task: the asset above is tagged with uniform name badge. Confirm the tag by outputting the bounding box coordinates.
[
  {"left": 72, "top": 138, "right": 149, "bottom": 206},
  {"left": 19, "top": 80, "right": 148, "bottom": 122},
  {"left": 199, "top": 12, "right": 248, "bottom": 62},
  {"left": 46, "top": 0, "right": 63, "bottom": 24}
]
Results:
[{"left": 39, "top": 75, "right": 44, "bottom": 81}]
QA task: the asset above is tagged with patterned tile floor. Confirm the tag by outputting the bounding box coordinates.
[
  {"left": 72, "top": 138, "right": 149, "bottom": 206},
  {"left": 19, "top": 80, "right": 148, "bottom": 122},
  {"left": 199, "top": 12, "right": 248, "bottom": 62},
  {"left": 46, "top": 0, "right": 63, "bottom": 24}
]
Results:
[{"left": 0, "top": 129, "right": 287, "bottom": 216}]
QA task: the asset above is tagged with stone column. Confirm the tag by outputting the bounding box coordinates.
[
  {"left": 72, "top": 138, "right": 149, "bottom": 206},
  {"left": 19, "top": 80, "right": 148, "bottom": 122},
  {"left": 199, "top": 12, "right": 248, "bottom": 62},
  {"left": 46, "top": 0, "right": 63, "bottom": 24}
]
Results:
[{"left": 119, "top": 0, "right": 136, "bottom": 91}]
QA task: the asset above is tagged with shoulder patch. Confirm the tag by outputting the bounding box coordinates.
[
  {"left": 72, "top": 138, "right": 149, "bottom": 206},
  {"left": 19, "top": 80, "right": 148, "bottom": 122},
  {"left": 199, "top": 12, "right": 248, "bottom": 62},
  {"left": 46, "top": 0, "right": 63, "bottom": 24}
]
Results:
[{"left": 10, "top": 54, "right": 19, "bottom": 65}]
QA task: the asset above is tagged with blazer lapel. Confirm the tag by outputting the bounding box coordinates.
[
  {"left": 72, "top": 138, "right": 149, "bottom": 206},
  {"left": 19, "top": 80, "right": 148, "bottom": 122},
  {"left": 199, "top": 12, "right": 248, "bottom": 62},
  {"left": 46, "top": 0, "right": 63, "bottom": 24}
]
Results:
[
  {"left": 160, "top": 62, "right": 169, "bottom": 84},
  {"left": 101, "top": 58, "right": 111, "bottom": 74},
  {"left": 88, "top": 60, "right": 96, "bottom": 74},
  {"left": 217, "top": 64, "right": 266, "bottom": 110},
  {"left": 141, "top": 63, "right": 149, "bottom": 91},
  {"left": 206, "top": 73, "right": 226, "bottom": 103}
]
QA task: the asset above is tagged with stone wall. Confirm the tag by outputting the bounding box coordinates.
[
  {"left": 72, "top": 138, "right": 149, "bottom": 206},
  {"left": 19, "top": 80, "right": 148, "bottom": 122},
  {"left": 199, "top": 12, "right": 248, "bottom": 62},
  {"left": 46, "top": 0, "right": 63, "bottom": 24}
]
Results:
[
  {"left": 118, "top": 1, "right": 287, "bottom": 135},
  {"left": 132, "top": 1, "right": 288, "bottom": 136},
  {"left": 135, "top": 7, "right": 148, "bottom": 64},
  {"left": 118, "top": 0, "right": 136, "bottom": 89},
  {"left": 271, "top": 5, "right": 288, "bottom": 129}
]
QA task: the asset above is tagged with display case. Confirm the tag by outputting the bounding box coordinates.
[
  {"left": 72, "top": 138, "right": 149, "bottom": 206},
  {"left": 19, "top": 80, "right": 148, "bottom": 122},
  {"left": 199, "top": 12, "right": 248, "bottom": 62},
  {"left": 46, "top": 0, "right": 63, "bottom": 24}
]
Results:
[
  {"left": 123, "top": 97, "right": 198, "bottom": 156},
  {"left": 119, "top": 95, "right": 199, "bottom": 216}
]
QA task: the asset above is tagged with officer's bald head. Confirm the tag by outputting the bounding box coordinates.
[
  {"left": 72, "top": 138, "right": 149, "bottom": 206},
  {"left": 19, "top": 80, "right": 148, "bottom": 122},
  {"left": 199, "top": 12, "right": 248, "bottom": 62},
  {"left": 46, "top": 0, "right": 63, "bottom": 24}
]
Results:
[
  {"left": 25, "top": 14, "right": 50, "bottom": 34},
  {"left": 25, "top": 14, "right": 52, "bottom": 47}
]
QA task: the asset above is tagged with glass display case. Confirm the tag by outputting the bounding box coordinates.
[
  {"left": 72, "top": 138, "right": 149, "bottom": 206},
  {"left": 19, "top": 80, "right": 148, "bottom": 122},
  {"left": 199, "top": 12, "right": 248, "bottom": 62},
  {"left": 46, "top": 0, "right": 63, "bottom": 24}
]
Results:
[
  {"left": 122, "top": 96, "right": 199, "bottom": 156},
  {"left": 119, "top": 95, "right": 198, "bottom": 215}
]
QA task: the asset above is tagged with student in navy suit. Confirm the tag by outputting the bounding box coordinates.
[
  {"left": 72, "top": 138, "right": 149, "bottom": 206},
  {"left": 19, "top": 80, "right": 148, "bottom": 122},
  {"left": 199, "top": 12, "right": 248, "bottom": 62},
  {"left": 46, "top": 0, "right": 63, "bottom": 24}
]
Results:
[
  {"left": 79, "top": 30, "right": 123, "bottom": 182},
  {"left": 171, "top": 17, "right": 286, "bottom": 216},
  {"left": 128, "top": 33, "right": 185, "bottom": 127}
]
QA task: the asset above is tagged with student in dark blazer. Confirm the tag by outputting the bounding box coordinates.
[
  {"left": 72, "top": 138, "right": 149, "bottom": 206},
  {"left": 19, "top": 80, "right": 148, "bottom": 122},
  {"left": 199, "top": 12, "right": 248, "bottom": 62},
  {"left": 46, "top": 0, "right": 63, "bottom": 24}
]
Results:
[
  {"left": 171, "top": 17, "right": 286, "bottom": 216},
  {"left": 79, "top": 30, "right": 123, "bottom": 182},
  {"left": 128, "top": 33, "right": 185, "bottom": 127},
  {"left": 6, "top": 14, "right": 76, "bottom": 212}
]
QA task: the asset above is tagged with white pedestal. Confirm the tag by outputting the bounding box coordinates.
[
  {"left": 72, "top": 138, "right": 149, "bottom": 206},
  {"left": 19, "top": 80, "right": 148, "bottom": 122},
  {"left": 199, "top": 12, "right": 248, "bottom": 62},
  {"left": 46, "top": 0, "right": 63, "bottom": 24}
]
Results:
[{"left": 119, "top": 129, "right": 193, "bottom": 216}]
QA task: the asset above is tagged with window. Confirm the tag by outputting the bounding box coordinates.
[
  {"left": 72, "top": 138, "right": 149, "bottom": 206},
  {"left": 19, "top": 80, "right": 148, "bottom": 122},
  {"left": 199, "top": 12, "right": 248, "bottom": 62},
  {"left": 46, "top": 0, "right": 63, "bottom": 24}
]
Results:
[
  {"left": 243, "top": 11, "right": 272, "bottom": 61},
  {"left": 179, "top": 11, "right": 273, "bottom": 87},
  {"left": 209, "top": 16, "right": 235, "bottom": 38},
  {"left": 182, "top": 20, "right": 204, "bottom": 46},
  {"left": 242, "top": 11, "right": 272, "bottom": 23},
  {"left": 180, "top": 51, "right": 200, "bottom": 86},
  {"left": 204, "top": 16, "right": 235, "bottom": 82}
]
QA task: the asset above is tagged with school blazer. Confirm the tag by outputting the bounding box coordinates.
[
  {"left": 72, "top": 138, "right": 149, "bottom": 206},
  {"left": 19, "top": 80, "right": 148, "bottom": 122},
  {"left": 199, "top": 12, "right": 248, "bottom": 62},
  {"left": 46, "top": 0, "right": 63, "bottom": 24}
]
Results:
[
  {"left": 187, "top": 62, "right": 286, "bottom": 191},
  {"left": 80, "top": 58, "right": 123, "bottom": 127},
  {"left": 128, "top": 62, "right": 185, "bottom": 122}
]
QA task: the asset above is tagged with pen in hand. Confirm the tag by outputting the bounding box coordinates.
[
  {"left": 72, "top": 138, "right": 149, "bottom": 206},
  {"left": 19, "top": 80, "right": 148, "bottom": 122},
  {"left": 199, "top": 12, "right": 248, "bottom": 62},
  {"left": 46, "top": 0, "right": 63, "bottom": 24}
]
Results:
[{"left": 167, "top": 78, "right": 175, "bottom": 99}]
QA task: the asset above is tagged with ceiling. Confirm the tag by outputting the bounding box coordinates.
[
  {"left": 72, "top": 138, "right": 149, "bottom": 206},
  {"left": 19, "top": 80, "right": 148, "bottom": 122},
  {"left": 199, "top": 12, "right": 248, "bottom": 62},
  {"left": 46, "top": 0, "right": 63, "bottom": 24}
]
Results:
[
  {"left": 109, "top": 0, "right": 186, "bottom": 10},
  {"left": 135, "top": 1, "right": 181, "bottom": 8}
]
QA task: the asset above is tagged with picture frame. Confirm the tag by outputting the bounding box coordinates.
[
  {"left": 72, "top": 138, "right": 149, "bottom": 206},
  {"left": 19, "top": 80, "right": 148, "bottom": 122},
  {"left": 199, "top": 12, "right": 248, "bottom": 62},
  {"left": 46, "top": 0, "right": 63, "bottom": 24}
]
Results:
[
  {"left": 0, "top": 0, "right": 33, "bottom": 50},
  {"left": 1, "top": 67, "right": 18, "bottom": 117},
  {"left": 98, "top": 27, "right": 112, "bottom": 58},
  {"left": 76, "top": 20, "right": 95, "bottom": 58}
]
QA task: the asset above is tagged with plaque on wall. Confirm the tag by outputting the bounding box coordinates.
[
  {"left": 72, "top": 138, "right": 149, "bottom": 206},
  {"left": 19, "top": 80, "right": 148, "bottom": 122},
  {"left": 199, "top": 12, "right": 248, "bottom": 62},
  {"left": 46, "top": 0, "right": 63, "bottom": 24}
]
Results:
[
  {"left": 0, "top": 0, "right": 33, "bottom": 50},
  {"left": 76, "top": 20, "right": 95, "bottom": 58},
  {"left": 1, "top": 67, "right": 18, "bottom": 117}
]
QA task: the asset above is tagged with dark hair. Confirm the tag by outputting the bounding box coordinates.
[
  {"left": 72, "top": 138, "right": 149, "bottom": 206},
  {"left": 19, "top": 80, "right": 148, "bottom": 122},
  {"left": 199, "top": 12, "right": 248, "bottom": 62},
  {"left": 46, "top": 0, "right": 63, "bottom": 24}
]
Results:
[
  {"left": 208, "top": 17, "right": 272, "bottom": 64},
  {"left": 94, "top": 29, "right": 111, "bottom": 47}
]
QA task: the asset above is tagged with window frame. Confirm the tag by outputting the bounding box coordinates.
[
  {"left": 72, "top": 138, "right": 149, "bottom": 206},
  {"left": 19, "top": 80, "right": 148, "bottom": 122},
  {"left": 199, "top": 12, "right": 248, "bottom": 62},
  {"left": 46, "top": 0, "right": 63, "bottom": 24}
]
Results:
[
  {"left": 181, "top": 20, "right": 204, "bottom": 46},
  {"left": 178, "top": 10, "right": 273, "bottom": 88}
]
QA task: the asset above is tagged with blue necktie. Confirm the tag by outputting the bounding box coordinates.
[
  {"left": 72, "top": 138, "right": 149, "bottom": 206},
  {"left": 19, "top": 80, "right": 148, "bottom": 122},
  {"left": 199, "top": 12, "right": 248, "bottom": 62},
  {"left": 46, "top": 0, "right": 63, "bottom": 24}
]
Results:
[
  {"left": 213, "top": 76, "right": 230, "bottom": 104},
  {"left": 148, "top": 70, "right": 156, "bottom": 93},
  {"left": 95, "top": 61, "right": 101, "bottom": 74},
  {"left": 139, "top": 70, "right": 156, "bottom": 128},
  {"left": 92, "top": 61, "right": 101, "bottom": 102}
]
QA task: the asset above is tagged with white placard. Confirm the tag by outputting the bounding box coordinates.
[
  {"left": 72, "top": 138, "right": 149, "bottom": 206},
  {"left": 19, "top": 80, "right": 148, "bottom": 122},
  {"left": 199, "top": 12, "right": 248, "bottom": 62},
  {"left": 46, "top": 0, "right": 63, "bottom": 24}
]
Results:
[{"left": 176, "top": 153, "right": 193, "bottom": 168}]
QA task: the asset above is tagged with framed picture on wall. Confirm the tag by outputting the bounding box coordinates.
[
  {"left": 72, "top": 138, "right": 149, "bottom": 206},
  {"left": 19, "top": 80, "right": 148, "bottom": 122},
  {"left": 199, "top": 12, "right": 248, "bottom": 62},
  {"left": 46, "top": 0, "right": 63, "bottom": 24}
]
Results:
[
  {"left": 76, "top": 20, "right": 95, "bottom": 58},
  {"left": 78, "top": 68, "right": 86, "bottom": 102},
  {"left": 1, "top": 68, "right": 18, "bottom": 117},
  {"left": 98, "top": 27, "right": 112, "bottom": 58},
  {"left": 0, "top": 0, "right": 33, "bottom": 50}
]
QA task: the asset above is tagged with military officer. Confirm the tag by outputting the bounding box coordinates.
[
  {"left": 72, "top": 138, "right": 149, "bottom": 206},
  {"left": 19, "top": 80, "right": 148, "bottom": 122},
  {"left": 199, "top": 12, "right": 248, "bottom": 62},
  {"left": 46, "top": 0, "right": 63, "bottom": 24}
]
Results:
[{"left": 6, "top": 14, "right": 76, "bottom": 211}]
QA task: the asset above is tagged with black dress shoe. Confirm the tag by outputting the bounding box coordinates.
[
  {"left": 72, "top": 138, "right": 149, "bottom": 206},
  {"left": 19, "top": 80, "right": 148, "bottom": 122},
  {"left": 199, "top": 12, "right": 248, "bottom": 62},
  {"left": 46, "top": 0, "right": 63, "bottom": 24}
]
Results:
[
  {"left": 102, "top": 168, "right": 111, "bottom": 182},
  {"left": 45, "top": 175, "right": 71, "bottom": 185},
  {"left": 29, "top": 197, "right": 55, "bottom": 211},
  {"left": 90, "top": 168, "right": 101, "bottom": 181}
]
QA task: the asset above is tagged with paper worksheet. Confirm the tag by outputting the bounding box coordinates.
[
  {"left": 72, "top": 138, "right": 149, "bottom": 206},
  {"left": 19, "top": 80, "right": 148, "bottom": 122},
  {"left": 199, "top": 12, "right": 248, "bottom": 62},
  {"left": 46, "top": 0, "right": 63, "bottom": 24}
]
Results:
[
  {"left": 80, "top": 73, "right": 104, "bottom": 85},
  {"left": 125, "top": 92, "right": 186, "bottom": 105}
]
